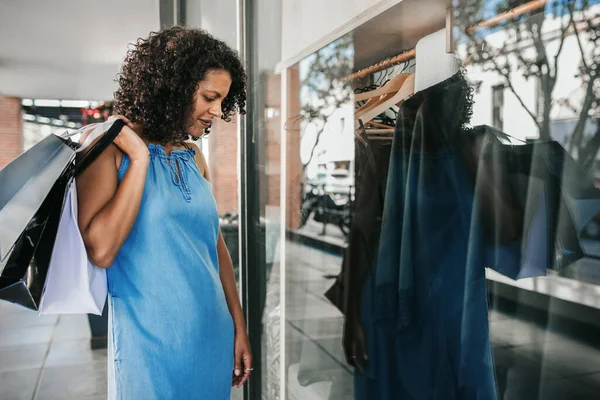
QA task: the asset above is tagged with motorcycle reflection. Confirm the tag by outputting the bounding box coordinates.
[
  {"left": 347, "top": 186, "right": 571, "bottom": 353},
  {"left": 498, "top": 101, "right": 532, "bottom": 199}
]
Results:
[{"left": 300, "top": 183, "right": 353, "bottom": 237}]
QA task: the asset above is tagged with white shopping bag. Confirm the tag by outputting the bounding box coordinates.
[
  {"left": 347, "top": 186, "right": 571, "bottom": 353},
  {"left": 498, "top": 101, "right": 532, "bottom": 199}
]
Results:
[
  {"left": 38, "top": 121, "right": 117, "bottom": 315},
  {"left": 39, "top": 180, "right": 107, "bottom": 315}
]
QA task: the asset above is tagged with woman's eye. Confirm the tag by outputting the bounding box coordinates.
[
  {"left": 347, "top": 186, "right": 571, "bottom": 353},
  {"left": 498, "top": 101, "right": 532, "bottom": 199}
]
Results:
[{"left": 205, "top": 96, "right": 215, "bottom": 102}]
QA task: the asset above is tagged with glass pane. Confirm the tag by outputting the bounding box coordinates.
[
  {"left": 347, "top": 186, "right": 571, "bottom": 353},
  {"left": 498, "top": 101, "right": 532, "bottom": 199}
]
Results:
[
  {"left": 284, "top": 36, "right": 356, "bottom": 399},
  {"left": 184, "top": 0, "right": 242, "bottom": 289},
  {"left": 278, "top": 1, "right": 600, "bottom": 399},
  {"left": 456, "top": 1, "right": 600, "bottom": 398},
  {"left": 246, "top": 0, "right": 284, "bottom": 399},
  {"left": 184, "top": 4, "right": 244, "bottom": 400}
]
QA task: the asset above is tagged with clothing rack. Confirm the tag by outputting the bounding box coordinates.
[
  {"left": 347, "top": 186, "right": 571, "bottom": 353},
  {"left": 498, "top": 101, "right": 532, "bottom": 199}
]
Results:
[
  {"left": 466, "top": 0, "right": 546, "bottom": 33},
  {"left": 342, "top": 49, "right": 416, "bottom": 82},
  {"left": 342, "top": 0, "right": 547, "bottom": 82}
]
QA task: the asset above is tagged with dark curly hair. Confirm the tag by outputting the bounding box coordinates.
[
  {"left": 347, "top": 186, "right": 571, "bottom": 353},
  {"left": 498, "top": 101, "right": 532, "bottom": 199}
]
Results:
[{"left": 113, "top": 26, "right": 247, "bottom": 144}]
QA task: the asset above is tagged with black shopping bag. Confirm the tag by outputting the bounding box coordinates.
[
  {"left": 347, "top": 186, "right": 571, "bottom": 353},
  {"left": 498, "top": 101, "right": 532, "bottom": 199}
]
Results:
[{"left": 0, "top": 119, "right": 124, "bottom": 310}]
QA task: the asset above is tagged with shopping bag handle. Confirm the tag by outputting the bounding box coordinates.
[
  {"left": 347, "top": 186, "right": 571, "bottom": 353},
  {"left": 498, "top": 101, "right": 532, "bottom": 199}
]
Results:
[
  {"left": 60, "top": 123, "right": 99, "bottom": 139},
  {"left": 77, "top": 120, "right": 124, "bottom": 153},
  {"left": 61, "top": 119, "right": 122, "bottom": 153},
  {"left": 74, "top": 119, "right": 125, "bottom": 177}
]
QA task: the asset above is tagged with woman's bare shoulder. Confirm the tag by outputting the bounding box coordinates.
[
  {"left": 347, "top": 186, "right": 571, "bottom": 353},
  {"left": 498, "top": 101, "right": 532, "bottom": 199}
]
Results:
[{"left": 185, "top": 142, "right": 208, "bottom": 178}]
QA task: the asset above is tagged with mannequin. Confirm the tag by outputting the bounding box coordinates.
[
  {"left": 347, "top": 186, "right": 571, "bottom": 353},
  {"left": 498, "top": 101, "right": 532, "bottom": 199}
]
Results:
[{"left": 414, "top": 28, "right": 462, "bottom": 92}]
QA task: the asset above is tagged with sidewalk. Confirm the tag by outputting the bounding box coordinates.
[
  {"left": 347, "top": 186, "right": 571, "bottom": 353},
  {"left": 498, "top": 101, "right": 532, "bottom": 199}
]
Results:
[
  {"left": 284, "top": 241, "right": 600, "bottom": 400},
  {"left": 0, "top": 301, "right": 106, "bottom": 400},
  {"left": 0, "top": 301, "right": 246, "bottom": 400}
]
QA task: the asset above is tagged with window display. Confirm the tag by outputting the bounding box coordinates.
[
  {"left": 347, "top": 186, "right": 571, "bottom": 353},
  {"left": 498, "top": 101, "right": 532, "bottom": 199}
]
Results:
[{"left": 278, "top": 1, "right": 600, "bottom": 399}]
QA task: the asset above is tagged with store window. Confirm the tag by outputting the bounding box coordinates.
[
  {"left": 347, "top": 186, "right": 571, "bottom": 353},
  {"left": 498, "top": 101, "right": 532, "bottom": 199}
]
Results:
[
  {"left": 268, "top": 1, "right": 600, "bottom": 399},
  {"left": 181, "top": 0, "right": 600, "bottom": 398}
]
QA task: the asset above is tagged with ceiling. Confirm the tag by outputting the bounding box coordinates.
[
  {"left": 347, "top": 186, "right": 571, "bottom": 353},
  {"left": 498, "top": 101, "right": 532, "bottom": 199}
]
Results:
[
  {"left": 0, "top": 0, "right": 160, "bottom": 101},
  {"left": 353, "top": 0, "right": 452, "bottom": 71}
]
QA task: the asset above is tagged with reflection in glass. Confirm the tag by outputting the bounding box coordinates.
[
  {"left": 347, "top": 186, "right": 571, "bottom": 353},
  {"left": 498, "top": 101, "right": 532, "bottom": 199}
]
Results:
[{"left": 281, "top": 1, "right": 600, "bottom": 399}]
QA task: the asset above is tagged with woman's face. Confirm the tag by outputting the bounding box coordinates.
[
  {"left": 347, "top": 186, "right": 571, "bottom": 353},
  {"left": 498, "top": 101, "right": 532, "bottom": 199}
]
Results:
[{"left": 186, "top": 69, "right": 232, "bottom": 138}]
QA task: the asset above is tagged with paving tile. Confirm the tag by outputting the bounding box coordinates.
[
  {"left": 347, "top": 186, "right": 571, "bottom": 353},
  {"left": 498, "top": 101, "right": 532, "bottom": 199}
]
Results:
[
  {"left": 230, "top": 387, "right": 243, "bottom": 400},
  {"left": 287, "top": 362, "right": 353, "bottom": 400},
  {"left": 489, "top": 309, "right": 511, "bottom": 323},
  {"left": 296, "top": 337, "right": 347, "bottom": 374},
  {"left": 288, "top": 317, "right": 344, "bottom": 341},
  {"left": 0, "top": 368, "right": 40, "bottom": 400},
  {"left": 0, "top": 301, "right": 36, "bottom": 316},
  {"left": 286, "top": 335, "right": 346, "bottom": 373},
  {"left": 51, "top": 315, "right": 90, "bottom": 342},
  {"left": 570, "top": 371, "right": 600, "bottom": 392},
  {"left": 501, "top": 377, "right": 598, "bottom": 400},
  {"left": 0, "top": 326, "right": 54, "bottom": 349},
  {"left": 493, "top": 346, "right": 561, "bottom": 394},
  {"left": 307, "top": 280, "right": 342, "bottom": 298},
  {"left": 286, "top": 303, "right": 343, "bottom": 322},
  {"left": 36, "top": 362, "right": 107, "bottom": 400},
  {"left": 0, "top": 344, "right": 48, "bottom": 373},
  {"left": 45, "top": 340, "right": 107, "bottom": 368},
  {"left": 1, "top": 312, "right": 58, "bottom": 330},
  {"left": 286, "top": 290, "right": 334, "bottom": 310},
  {"left": 512, "top": 338, "right": 600, "bottom": 377},
  {"left": 286, "top": 322, "right": 308, "bottom": 344},
  {"left": 490, "top": 317, "right": 564, "bottom": 349}
]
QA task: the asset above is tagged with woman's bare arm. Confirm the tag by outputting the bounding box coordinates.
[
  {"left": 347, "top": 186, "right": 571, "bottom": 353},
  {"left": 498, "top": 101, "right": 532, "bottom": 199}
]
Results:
[{"left": 76, "top": 119, "right": 149, "bottom": 268}]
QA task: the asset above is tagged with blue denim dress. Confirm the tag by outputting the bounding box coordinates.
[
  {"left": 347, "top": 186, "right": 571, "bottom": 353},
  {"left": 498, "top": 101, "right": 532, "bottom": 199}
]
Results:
[{"left": 107, "top": 144, "right": 233, "bottom": 400}]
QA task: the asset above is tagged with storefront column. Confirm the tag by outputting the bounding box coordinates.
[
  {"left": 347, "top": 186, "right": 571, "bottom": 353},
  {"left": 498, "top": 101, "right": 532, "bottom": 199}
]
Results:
[{"left": 0, "top": 96, "right": 23, "bottom": 169}]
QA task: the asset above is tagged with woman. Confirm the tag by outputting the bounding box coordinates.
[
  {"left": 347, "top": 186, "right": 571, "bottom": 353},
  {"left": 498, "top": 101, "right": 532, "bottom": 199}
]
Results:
[{"left": 76, "top": 27, "right": 251, "bottom": 399}]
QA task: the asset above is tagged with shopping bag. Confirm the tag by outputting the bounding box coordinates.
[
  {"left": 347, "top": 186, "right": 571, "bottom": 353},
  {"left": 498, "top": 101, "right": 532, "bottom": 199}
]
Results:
[
  {"left": 0, "top": 134, "right": 74, "bottom": 263},
  {"left": 38, "top": 180, "right": 106, "bottom": 315},
  {"left": 0, "top": 119, "right": 125, "bottom": 310}
]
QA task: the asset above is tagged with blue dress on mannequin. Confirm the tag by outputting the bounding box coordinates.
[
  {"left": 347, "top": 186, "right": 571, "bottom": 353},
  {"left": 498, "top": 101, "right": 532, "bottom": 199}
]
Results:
[{"left": 107, "top": 144, "right": 233, "bottom": 400}]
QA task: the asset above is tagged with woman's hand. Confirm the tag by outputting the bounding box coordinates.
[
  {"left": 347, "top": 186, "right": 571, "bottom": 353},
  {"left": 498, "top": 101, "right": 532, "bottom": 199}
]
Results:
[
  {"left": 232, "top": 329, "right": 253, "bottom": 388},
  {"left": 343, "top": 314, "right": 369, "bottom": 373},
  {"left": 107, "top": 115, "right": 149, "bottom": 163}
]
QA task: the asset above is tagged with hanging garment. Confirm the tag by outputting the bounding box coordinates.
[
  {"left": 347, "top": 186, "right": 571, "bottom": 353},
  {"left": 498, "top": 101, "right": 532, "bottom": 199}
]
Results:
[
  {"left": 325, "top": 138, "right": 392, "bottom": 314},
  {"left": 481, "top": 139, "right": 600, "bottom": 272},
  {"left": 107, "top": 144, "right": 233, "bottom": 400},
  {"left": 373, "top": 71, "right": 501, "bottom": 400},
  {"left": 315, "top": 138, "right": 393, "bottom": 396},
  {"left": 371, "top": 70, "right": 600, "bottom": 400}
]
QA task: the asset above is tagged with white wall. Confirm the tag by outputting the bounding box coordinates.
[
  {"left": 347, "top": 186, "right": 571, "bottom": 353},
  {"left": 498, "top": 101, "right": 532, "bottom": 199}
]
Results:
[{"left": 281, "top": 0, "right": 400, "bottom": 63}]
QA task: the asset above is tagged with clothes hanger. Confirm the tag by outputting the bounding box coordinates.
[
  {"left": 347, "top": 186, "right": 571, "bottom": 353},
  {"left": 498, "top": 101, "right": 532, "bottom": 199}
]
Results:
[
  {"left": 367, "top": 121, "right": 393, "bottom": 129},
  {"left": 356, "top": 73, "right": 416, "bottom": 124},
  {"left": 357, "top": 119, "right": 393, "bottom": 141},
  {"left": 354, "top": 72, "right": 410, "bottom": 102},
  {"left": 355, "top": 73, "right": 412, "bottom": 119},
  {"left": 363, "top": 128, "right": 394, "bottom": 134}
]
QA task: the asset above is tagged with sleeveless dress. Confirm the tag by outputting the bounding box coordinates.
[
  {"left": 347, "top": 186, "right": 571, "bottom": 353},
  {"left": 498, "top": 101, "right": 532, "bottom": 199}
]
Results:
[{"left": 107, "top": 144, "right": 234, "bottom": 400}]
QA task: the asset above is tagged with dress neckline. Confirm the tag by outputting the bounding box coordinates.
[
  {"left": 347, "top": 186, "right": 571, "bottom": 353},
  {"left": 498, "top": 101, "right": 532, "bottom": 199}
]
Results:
[{"left": 147, "top": 143, "right": 196, "bottom": 159}]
